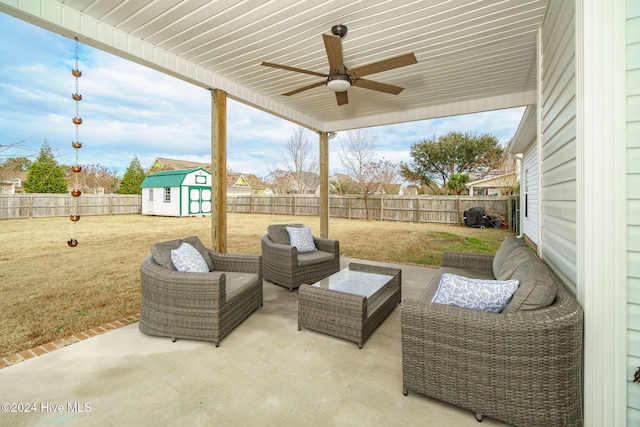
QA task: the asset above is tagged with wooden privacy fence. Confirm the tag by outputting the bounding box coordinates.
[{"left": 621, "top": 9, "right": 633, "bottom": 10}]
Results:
[
  {"left": 1, "top": 193, "right": 514, "bottom": 227},
  {"left": 0, "top": 194, "right": 141, "bottom": 219},
  {"left": 228, "top": 194, "right": 514, "bottom": 226}
]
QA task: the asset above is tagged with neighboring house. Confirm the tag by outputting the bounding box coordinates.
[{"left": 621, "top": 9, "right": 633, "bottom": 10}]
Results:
[
  {"left": 0, "top": 171, "right": 26, "bottom": 194},
  {"left": 325, "top": 173, "right": 358, "bottom": 194},
  {"left": 322, "top": 173, "right": 399, "bottom": 195},
  {"left": 227, "top": 172, "right": 267, "bottom": 196},
  {"left": 140, "top": 168, "right": 212, "bottom": 217},
  {"left": 280, "top": 171, "right": 319, "bottom": 194},
  {"left": 465, "top": 172, "right": 518, "bottom": 196},
  {"left": 401, "top": 186, "right": 418, "bottom": 196},
  {"left": 148, "top": 157, "right": 211, "bottom": 172}
]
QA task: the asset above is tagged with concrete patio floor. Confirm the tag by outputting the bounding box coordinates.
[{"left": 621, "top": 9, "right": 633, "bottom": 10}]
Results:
[{"left": 0, "top": 258, "right": 510, "bottom": 427}]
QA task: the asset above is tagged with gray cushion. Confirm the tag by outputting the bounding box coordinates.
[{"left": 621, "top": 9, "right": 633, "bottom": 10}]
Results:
[
  {"left": 182, "top": 236, "right": 214, "bottom": 271},
  {"left": 492, "top": 236, "right": 526, "bottom": 277},
  {"left": 224, "top": 272, "right": 260, "bottom": 302},
  {"left": 495, "top": 246, "right": 533, "bottom": 280},
  {"left": 297, "top": 250, "right": 335, "bottom": 267},
  {"left": 267, "top": 223, "right": 304, "bottom": 245},
  {"left": 502, "top": 254, "right": 556, "bottom": 313},
  {"left": 150, "top": 236, "right": 214, "bottom": 272},
  {"left": 150, "top": 239, "right": 181, "bottom": 271}
]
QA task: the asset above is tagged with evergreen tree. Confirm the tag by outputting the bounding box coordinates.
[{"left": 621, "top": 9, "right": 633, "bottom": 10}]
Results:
[
  {"left": 23, "top": 140, "right": 67, "bottom": 193},
  {"left": 117, "top": 155, "right": 146, "bottom": 194}
]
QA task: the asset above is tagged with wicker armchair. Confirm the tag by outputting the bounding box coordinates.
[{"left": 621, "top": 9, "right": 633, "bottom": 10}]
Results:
[
  {"left": 261, "top": 224, "right": 340, "bottom": 291},
  {"left": 401, "top": 245, "right": 583, "bottom": 426},
  {"left": 140, "top": 236, "right": 263, "bottom": 347}
]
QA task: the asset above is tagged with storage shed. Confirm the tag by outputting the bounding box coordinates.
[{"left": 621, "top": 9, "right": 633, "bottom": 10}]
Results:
[{"left": 141, "top": 168, "right": 212, "bottom": 217}]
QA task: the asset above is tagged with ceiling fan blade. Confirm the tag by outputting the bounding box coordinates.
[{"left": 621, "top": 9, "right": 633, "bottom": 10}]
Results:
[
  {"left": 283, "top": 81, "right": 326, "bottom": 96},
  {"left": 348, "top": 53, "right": 417, "bottom": 78},
  {"left": 352, "top": 78, "right": 404, "bottom": 95},
  {"left": 335, "top": 91, "right": 349, "bottom": 106},
  {"left": 322, "top": 34, "right": 345, "bottom": 74},
  {"left": 261, "top": 61, "right": 327, "bottom": 78}
]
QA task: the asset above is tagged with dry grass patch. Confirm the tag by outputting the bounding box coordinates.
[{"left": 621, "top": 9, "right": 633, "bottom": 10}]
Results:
[{"left": 0, "top": 214, "right": 512, "bottom": 359}]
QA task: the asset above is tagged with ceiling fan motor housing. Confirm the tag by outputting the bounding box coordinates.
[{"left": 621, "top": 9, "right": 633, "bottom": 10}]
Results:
[{"left": 331, "top": 24, "right": 347, "bottom": 38}]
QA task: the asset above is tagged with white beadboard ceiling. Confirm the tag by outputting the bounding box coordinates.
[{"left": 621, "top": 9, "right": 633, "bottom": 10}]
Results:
[{"left": 0, "top": 0, "right": 548, "bottom": 132}]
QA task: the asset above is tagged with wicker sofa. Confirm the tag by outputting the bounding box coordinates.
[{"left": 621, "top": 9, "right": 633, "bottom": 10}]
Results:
[
  {"left": 140, "top": 236, "right": 263, "bottom": 347},
  {"left": 261, "top": 224, "right": 340, "bottom": 291},
  {"left": 401, "top": 236, "right": 584, "bottom": 427}
]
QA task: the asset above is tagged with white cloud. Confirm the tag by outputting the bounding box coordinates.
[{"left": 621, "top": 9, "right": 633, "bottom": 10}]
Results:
[{"left": 0, "top": 13, "right": 525, "bottom": 179}]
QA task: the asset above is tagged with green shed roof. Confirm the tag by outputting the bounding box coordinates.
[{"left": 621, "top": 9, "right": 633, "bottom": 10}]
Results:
[{"left": 141, "top": 168, "right": 208, "bottom": 188}]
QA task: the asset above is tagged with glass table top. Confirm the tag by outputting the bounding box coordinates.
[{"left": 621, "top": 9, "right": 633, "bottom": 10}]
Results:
[{"left": 311, "top": 268, "right": 395, "bottom": 298}]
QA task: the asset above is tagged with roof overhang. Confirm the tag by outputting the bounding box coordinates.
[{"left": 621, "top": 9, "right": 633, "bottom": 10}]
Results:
[{"left": 508, "top": 104, "right": 537, "bottom": 153}]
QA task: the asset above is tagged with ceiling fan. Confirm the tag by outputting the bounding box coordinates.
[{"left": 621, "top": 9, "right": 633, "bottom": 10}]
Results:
[{"left": 261, "top": 24, "right": 417, "bottom": 106}]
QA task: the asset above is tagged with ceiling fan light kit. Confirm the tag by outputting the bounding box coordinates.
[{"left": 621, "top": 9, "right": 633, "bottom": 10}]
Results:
[
  {"left": 262, "top": 25, "right": 417, "bottom": 105},
  {"left": 326, "top": 74, "right": 351, "bottom": 92}
]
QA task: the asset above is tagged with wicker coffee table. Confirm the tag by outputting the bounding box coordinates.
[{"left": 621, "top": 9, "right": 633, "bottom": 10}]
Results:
[{"left": 297, "top": 262, "right": 401, "bottom": 348}]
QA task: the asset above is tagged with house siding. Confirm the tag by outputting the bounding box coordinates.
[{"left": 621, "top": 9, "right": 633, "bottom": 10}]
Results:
[
  {"left": 540, "top": 0, "right": 577, "bottom": 288},
  {"left": 627, "top": 0, "right": 640, "bottom": 423},
  {"left": 522, "top": 143, "right": 539, "bottom": 246}
]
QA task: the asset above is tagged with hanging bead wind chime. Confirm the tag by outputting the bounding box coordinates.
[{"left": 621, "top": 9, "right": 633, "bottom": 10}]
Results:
[{"left": 68, "top": 37, "right": 83, "bottom": 247}]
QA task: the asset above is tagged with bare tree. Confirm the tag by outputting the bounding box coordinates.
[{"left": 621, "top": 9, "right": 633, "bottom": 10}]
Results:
[
  {"left": 68, "top": 163, "right": 120, "bottom": 194},
  {"left": 273, "top": 126, "right": 318, "bottom": 194},
  {"left": 480, "top": 143, "right": 519, "bottom": 195},
  {"left": 265, "top": 168, "right": 290, "bottom": 194},
  {"left": 339, "top": 130, "right": 381, "bottom": 219},
  {"left": 377, "top": 158, "right": 400, "bottom": 195},
  {"left": 0, "top": 136, "right": 40, "bottom": 160}
]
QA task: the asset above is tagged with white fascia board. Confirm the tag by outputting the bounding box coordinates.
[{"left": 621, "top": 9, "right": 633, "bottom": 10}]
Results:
[{"left": 322, "top": 90, "right": 537, "bottom": 133}]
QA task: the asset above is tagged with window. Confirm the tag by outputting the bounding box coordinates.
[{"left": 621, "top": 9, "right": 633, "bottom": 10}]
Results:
[
  {"left": 149, "top": 188, "right": 153, "bottom": 202},
  {"left": 164, "top": 187, "right": 171, "bottom": 202}
]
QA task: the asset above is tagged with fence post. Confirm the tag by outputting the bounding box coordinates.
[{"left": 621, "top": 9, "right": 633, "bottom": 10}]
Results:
[
  {"left": 29, "top": 194, "right": 33, "bottom": 218},
  {"left": 380, "top": 196, "right": 384, "bottom": 220},
  {"left": 416, "top": 195, "right": 420, "bottom": 223},
  {"left": 293, "top": 195, "right": 297, "bottom": 216}
]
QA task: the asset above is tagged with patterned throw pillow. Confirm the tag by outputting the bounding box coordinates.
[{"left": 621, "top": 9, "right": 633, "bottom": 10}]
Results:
[
  {"left": 431, "top": 273, "right": 519, "bottom": 313},
  {"left": 285, "top": 226, "right": 317, "bottom": 254},
  {"left": 170, "top": 242, "right": 210, "bottom": 273}
]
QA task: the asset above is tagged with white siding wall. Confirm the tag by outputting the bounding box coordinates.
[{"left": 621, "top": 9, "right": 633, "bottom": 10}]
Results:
[
  {"left": 540, "top": 0, "right": 577, "bottom": 287},
  {"left": 522, "top": 143, "right": 539, "bottom": 246},
  {"left": 144, "top": 187, "right": 181, "bottom": 216},
  {"left": 627, "top": 0, "right": 640, "bottom": 422}
]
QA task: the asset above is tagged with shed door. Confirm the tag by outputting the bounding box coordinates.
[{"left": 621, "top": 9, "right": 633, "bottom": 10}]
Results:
[{"left": 188, "top": 187, "right": 212, "bottom": 215}]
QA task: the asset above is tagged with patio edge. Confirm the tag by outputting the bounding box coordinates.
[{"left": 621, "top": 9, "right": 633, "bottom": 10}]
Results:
[{"left": 0, "top": 314, "right": 140, "bottom": 370}]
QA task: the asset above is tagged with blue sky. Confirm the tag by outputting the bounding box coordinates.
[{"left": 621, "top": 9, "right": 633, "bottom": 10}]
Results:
[{"left": 0, "top": 12, "right": 525, "bottom": 179}]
